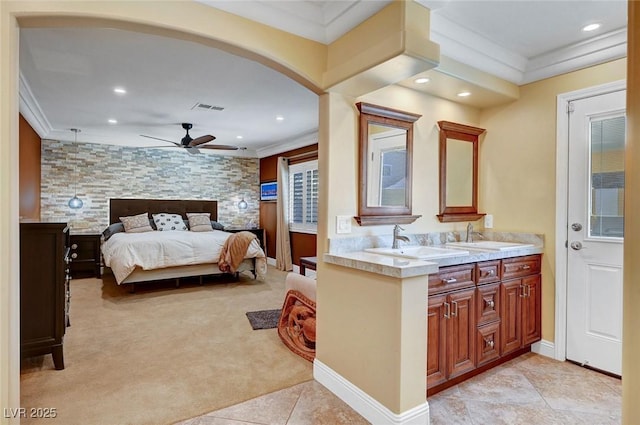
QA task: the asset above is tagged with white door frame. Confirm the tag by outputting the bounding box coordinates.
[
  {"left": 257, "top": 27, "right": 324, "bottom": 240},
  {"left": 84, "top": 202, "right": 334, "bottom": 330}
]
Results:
[{"left": 554, "top": 79, "right": 626, "bottom": 362}]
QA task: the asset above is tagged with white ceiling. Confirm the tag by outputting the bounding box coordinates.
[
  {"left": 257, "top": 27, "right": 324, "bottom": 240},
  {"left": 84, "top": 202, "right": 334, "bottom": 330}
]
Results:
[{"left": 18, "top": 0, "right": 627, "bottom": 157}]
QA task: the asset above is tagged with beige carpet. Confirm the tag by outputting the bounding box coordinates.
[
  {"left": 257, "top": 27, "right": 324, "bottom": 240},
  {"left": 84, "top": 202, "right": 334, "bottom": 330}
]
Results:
[{"left": 20, "top": 267, "right": 312, "bottom": 425}]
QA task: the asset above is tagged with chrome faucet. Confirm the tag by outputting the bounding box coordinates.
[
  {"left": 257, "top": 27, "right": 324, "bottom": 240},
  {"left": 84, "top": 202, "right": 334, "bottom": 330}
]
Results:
[
  {"left": 466, "top": 222, "right": 485, "bottom": 242},
  {"left": 466, "top": 222, "right": 473, "bottom": 242},
  {"left": 392, "top": 224, "right": 410, "bottom": 249}
]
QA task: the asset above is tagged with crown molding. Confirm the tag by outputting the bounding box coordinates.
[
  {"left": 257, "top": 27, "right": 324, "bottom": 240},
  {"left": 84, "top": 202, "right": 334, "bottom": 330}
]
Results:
[
  {"left": 196, "top": 0, "right": 390, "bottom": 44},
  {"left": 430, "top": 12, "right": 627, "bottom": 86},
  {"left": 256, "top": 130, "right": 318, "bottom": 158},
  {"left": 522, "top": 28, "right": 627, "bottom": 84},
  {"left": 19, "top": 72, "right": 52, "bottom": 138}
]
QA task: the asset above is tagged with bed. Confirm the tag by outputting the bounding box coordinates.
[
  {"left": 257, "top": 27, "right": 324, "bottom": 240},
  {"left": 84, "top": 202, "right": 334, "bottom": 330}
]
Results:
[{"left": 101, "top": 198, "right": 266, "bottom": 289}]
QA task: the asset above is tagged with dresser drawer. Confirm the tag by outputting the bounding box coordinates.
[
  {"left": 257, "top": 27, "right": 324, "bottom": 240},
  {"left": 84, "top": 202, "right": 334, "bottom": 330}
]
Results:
[
  {"left": 502, "top": 255, "right": 541, "bottom": 280},
  {"left": 476, "top": 282, "right": 500, "bottom": 325},
  {"left": 476, "top": 260, "right": 501, "bottom": 284},
  {"left": 429, "top": 263, "right": 475, "bottom": 295}
]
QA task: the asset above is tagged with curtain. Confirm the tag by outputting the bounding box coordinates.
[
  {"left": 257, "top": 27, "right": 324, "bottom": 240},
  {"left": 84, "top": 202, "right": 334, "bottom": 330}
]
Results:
[{"left": 276, "top": 157, "right": 293, "bottom": 271}]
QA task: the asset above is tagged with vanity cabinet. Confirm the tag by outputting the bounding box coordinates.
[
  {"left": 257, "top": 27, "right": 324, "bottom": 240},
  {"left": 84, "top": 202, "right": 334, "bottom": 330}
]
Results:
[
  {"left": 427, "top": 263, "right": 476, "bottom": 387},
  {"left": 501, "top": 255, "right": 542, "bottom": 355},
  {"left": 427, "top": 254, "right": 542, "bottom": 395},
  {"left": 427, "top": 287, "right": 476, "bottom": 387}
]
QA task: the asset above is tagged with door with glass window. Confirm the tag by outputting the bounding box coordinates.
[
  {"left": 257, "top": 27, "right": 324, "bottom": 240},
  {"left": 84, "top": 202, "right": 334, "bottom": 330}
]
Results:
[{"left": 566, "top": 90, "right": 625, "bottom": 376}]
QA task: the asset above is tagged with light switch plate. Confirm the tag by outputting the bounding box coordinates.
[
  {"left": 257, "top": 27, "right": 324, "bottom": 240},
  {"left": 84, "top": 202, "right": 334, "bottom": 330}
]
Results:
[
  {"left": 484, "top": 214, "right": 494, "bottom": 229},
  {"left": 336, "top": 215, "right": 352, "bottom": 234}
]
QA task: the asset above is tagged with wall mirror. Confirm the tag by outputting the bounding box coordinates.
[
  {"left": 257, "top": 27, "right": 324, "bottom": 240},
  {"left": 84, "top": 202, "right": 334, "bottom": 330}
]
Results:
[
  {"left": 437, "top": 120, "right": 486, "bottom": 222},
  {"left": 355, "top": 102, "right": 422, "bottom": 226}
]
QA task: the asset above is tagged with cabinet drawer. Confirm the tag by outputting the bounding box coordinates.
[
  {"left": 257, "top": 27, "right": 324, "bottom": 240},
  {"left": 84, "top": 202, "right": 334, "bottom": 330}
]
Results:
[
  {"left": 476, "top": 260, "right": 500, "bottom": 284},
  {"left": 502, "top": 255, "right": 541, "bottom": 280},
  {"left": 476, "top": 321, "right": 501, "bottom": 366},
  {"left": 429, "top": 263, "right": 475, "bottom": 295},
  {"left": 476, "top": 282, "right": 500, "bottom": 325}
]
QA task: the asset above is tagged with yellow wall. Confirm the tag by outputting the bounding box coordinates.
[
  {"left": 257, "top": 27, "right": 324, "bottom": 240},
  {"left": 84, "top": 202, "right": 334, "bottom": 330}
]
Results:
[
  {"left": 479, "top": 58, "right": 626, "bottom": 341},
  {"left": 623, "top": 2, "right": 640, "bottom": 422}
]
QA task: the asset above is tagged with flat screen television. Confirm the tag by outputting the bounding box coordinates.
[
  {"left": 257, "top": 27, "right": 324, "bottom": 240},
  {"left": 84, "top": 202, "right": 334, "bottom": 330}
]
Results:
[{"left": 260, "top": 182, "right": 277, "bottom": 201}]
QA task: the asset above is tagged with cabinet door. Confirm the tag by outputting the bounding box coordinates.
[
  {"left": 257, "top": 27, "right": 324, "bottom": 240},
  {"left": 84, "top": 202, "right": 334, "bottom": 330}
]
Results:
[
  {"left": 522, "top": 275, "right": 542, "bottom": 346},
  {"left": 447, "top": 288, "right": 476, "bottom": 379},
  {"left": 427, "top": 294, "right": 447, "bottom": 388},
  {"left": 500, "top": 279, "right": 522, "bottom": 355}
]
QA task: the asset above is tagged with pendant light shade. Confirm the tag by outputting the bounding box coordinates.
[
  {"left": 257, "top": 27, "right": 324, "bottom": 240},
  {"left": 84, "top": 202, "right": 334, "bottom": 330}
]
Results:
[
  {"left": 238, "top": 197, "right": 248, "bottom": 210},
  {"left": 68, "top": 195, "right": 83, "bottom": 209},
  {"left": 68, "top": 128, "right": 83, "bottom": 210}
]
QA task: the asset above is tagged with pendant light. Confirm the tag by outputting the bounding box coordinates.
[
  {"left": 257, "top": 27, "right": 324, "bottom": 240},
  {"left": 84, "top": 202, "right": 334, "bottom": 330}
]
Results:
[
  {"left": 68, "top": 128, "right": 83, "bottom": 209},
  {"left": 237, "top": 196, "right": 248, "bottom": 210}
]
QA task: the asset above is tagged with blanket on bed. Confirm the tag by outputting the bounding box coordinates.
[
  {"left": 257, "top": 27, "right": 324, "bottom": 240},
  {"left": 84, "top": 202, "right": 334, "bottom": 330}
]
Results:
[
  {"left": 101, "top": 230, "right": 265, "bottom": 284},
  {"left": 219, "top": 231, "right": 263, "bottom": 275}
]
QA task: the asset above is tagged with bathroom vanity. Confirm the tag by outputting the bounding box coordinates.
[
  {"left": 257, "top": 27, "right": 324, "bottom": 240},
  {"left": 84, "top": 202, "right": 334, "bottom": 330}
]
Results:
[{"left": 323, "top": 233, "right": 543, "bottom": 397}]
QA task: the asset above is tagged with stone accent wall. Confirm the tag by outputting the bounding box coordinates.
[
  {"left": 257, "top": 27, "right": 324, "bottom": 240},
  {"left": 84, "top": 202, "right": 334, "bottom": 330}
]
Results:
[{"left": 41, "top": 140, "right": 260, "bottom": 232}]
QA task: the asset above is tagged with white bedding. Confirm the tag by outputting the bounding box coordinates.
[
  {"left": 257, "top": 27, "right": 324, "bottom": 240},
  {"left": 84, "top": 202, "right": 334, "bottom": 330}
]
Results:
[{"left": 101, "top": 230, "right": 265, "bottom": 284}]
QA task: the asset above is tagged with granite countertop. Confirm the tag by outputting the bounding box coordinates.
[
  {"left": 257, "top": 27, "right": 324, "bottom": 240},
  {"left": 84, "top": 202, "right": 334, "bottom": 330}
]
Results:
[{"left": 323, "top": 232, "right": 544, "bottom": 278}]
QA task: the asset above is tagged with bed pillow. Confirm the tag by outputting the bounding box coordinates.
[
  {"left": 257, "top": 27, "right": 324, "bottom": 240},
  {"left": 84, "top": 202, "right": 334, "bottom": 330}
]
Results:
[
  {"left": 211, "top": 221, "right": 225, "bottom": 231},
  {"left": 152, "top": 213, "right": 188, "bottom": 231},
  {"left": 187, "top": 212, "right": 213, "bottom": 232},
  {"left": 120, "top": 212, "right": 154, "bottom": 233},
  {"left": 102, "top": 222, "right": 125, "bottom": 241}
]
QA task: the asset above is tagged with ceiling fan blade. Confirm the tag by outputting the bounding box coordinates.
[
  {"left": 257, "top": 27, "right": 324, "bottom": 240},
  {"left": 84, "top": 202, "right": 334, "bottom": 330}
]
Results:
[
  {"left": 188, "top": 135, "right": 216, "bottom": 147},
  {"left": 140, "top": 135, "right": 180, "bottom": 146},
  {"left": 199, "top": 144, "right": 240, "bottom": 151},
  {"left": 185, "top": 147, "right": 201, "bottom": 155}
]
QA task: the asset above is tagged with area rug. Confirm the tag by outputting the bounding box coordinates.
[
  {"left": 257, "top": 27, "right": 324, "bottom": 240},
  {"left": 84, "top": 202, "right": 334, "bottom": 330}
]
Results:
[{"left": 246, "top": 309, "right": 281, "bottom": 330}]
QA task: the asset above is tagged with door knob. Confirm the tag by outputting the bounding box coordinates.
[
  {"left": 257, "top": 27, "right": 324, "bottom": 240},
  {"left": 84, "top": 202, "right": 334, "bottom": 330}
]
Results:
[
  {"left": 571, "top": 223, "right": 583, "bottom": 231},
  {"left": 570, "top": 241, "right": 583, "bottom": 250}
]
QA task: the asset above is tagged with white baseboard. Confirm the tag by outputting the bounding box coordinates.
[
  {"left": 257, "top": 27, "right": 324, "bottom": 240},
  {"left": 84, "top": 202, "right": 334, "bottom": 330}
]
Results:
[
  {"left": 313, "top": 359, "right": 430, "bottom": 425},
  {"left": 267, "top": 257, "right": 276, "bottom": 267},
  {"left": 531, "top": 339, "right": 556, "bottom": 359}
]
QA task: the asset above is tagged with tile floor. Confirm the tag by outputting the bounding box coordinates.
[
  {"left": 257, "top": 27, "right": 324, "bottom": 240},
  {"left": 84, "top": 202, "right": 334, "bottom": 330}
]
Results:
[{"left": 176, "top": 353, "right": 621, "bottom": 425}]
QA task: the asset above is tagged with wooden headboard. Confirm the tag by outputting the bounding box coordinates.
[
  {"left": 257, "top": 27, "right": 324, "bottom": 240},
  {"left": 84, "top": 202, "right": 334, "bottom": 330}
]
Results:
[{"left": 109, "top": 199, "right": 218, "bottom": 224}]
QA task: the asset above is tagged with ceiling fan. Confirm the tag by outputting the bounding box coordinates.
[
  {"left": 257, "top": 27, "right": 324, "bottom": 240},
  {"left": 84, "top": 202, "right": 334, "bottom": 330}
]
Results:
[{"left": 140, "top": 123, "right": 242, "bottom": 152}]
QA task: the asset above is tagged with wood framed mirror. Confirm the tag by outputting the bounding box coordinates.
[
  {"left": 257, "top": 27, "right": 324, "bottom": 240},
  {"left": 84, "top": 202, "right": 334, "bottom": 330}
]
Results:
[
  {"left": 355, "top": 102, "right": 422, "bottom": 226},
  {"left": 437, "top": 121, "right": 486, "bottom": 223}
]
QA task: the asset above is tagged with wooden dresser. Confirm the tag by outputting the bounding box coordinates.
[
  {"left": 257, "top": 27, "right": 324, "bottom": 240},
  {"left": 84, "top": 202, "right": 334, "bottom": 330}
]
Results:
[{"left": 20, "top": 222, "right": 71, "bottom": 370}]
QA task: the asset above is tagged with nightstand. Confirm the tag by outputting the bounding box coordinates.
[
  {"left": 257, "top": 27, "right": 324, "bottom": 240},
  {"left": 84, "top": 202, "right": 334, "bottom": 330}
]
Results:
[
  {"left": 226, "top": 228, "right": 266, "bottom": 255},
  {"left": 69, "top": 233, "right": 102, "bottom": 278}
]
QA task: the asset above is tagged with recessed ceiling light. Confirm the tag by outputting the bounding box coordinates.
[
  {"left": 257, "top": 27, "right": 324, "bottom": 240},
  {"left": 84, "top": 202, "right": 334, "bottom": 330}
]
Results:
[
  {"left": 276, "top": 115, "right": 284, "bottom": 121},
  {"left": 415, "top": 77, "right": 430, "bottom": 84},
  {"left": 113, "top": 87, "right": 127, "bottom": 95},
  {"left": 457, "top": 91, "right": 471, "bottom": 97},
  {"left": 236, "top": 135, "right": 243, "bottom": 139},
  {"left": 582, "top": 23, "right": 601, "bottom": 32},
  {"left": 108, "top": 119, "right": 118, "bottom": 124}
]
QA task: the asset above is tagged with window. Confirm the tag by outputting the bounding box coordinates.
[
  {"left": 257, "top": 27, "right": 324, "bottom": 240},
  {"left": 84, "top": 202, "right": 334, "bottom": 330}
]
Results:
[{"left": 289, "top": 159, "right": 318, "bottom": 233}]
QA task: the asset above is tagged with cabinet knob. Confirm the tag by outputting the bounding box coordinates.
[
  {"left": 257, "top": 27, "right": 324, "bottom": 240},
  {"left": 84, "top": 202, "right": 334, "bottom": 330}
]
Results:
[
  {"left": 443, "top": 277, "right": 457, "bottom": 284},
  {"left": 71, "top": 243, "right": 78, "bottom": 250},
  {"left": 484, "top": 338, "right": 495, "bottom": 349},
  {"left": 71, "top": 253, "right": 78, "bottom": 259},
  {"left": 485, "top": 299, "right": 495, "bottom": 309}
]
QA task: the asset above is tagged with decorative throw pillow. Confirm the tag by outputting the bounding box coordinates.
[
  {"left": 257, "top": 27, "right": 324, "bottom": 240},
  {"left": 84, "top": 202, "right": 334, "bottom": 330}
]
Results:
[
  {"left": 187, "top": 212, "right": 213, "bottom": 232},
  {"left": 102, "top": 222, "right": 125, "bottom": 241},
  {"left": 119, "top": 212, "right": 154, "bottom": 233},
  {"left": 152, "top": 213, "right": 188, "bottom": 231},
  {"left": 210, "top": 220, "right": 225, "bottom": 231}
]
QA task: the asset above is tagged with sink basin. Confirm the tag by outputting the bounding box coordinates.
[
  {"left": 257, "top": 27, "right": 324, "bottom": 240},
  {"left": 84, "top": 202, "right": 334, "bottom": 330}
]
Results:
[
  {"left": 445, "top": 241, "right": 534, "bottom": 251},
  {"left": 365, "top": 246, "right": 469, "bottom": 260}
]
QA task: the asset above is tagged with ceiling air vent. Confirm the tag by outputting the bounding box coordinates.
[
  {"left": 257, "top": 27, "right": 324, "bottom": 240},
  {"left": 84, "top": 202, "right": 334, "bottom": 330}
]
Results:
[{"left": 192, "top": 102, "right": 225, "bottom": 111}]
